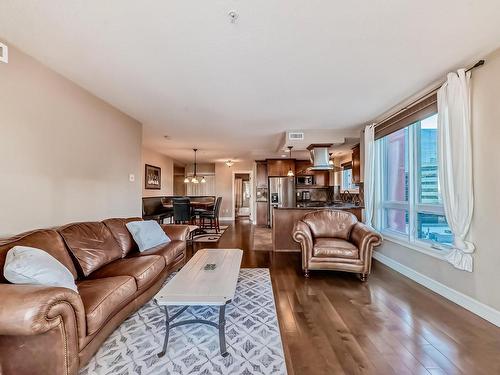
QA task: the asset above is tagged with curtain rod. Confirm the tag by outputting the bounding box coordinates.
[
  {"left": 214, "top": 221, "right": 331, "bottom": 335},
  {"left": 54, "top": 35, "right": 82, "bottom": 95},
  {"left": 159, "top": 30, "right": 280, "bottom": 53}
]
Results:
[{"left": 374, "top": 59, "right": 485, "bottom": 127}]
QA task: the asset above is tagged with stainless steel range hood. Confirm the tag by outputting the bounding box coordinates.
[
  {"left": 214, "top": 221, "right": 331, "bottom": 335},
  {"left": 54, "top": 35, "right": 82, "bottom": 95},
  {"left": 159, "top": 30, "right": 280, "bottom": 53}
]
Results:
[{"left": 307, "top": 144, "right": 334, "bottom": 171}]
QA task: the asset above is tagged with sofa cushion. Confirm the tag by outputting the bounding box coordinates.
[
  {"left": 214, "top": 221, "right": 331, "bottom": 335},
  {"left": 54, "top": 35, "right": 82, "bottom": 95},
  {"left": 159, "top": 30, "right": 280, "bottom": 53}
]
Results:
[
  {"left": 102, "top": 218, "right": 142, "bottom": 257},
  {"left": 130, "top": 240, "right": 185, "bottom": 267},
  {"left": 4, "top": 246, "right": 78, "bottom": 292},
  {"left": 126, "top": 220, "right": 171, "bottom": 252},
  {"left": 0, "top": 229, "right": 78, "bottom": 282},
  {"left": 59, "top": 222, "right": 123, "bottom": 277},
  {"left": 313, "top": 238, "right": 359, "bottom": 259},
  {"left": 77, "top": 276, "right": 136, "bottom": 335},
  {"left": 303, "top": 210, "right": 357, "bottom": 240},
  {"left": 88, "top": 255, "right": 165, "bottom": 290}
]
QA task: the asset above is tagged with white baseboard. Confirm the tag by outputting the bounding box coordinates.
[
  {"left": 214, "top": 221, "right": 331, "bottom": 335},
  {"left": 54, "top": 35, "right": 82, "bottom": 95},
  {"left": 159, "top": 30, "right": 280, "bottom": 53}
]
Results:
[
  {"left": 373, "top": 251, "right": 500, "bottom": 327},
  {"left": 219, "top": 216, "right": 234, "bottom": 221}
]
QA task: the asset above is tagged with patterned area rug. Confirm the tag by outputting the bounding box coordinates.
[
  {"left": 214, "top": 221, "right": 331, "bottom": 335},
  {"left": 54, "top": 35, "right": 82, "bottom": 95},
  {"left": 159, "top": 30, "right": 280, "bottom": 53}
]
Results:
[
  {"left": 191, "top": 225, "right": 229, "bottom": 243},
  {"left": 80, "top": 268, "right": 287, "bottom": 375}
]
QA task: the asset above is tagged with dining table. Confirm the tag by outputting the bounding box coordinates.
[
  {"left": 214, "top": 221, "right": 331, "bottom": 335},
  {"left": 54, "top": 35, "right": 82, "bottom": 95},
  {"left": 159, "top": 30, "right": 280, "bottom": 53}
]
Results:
[{"left": 162, "top": 201, "right": 214, "bottom": 210}]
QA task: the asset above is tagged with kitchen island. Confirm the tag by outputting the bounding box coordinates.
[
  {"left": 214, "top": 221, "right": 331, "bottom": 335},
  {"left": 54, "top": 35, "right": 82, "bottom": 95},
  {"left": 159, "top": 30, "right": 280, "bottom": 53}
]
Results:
[{"left": 272, "top": 205, "right": 364, "bottom": 252}]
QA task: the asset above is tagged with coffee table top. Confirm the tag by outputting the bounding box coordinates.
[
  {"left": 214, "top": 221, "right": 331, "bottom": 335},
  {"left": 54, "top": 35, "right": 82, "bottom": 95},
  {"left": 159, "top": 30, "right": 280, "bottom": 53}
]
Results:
[{"left": 155, "top": 248, "right": 243, "bottom": 306}]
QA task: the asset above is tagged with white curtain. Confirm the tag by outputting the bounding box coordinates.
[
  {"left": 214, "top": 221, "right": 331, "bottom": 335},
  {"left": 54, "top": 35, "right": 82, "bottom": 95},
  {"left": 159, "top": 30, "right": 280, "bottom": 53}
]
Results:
[
  {"left": 437, "top": 69, "right": 475, "bottom": 272},
  {"left": 363, "top": 124, "right": 376, "bottom": 228}
]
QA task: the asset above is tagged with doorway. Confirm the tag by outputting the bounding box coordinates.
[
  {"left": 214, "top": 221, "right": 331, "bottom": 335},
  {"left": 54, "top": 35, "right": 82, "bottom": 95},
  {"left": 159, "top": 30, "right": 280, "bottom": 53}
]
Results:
[{"left": 234, "top": 173, "right": 251, "bottom": 218}]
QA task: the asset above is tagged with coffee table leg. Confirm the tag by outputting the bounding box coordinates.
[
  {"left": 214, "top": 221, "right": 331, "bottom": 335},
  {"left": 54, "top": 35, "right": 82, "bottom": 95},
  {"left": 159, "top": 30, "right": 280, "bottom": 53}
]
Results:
[
  {"left": 158, "top": 306, "right": 170, "bottom": 358},
  {"left": 219, "top": 304, "right": 228, "bottom": 357}
]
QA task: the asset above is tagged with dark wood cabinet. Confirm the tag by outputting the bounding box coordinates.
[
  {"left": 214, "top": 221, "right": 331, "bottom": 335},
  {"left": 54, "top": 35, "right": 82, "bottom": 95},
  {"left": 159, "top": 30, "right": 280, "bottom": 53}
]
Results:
[
  {"left": 267, "top": 159, "right": 295, "bottom": 177},
  {"left": 256, "top": 201, "right": 269, "bottom": 226},
  {"left": 295, "top": 160, "right": 330, "bottom": 186},
  {"left": 314, "top": 171, "right": 330, "bottom": 186},
  {"left": 352, "top": 144, "right": 361, "bottom": 184},
  {"left": 295, "top": 160, "right": 313, "bottom": 176},
  {"left": 256, "top": 161, "right": 268, "bottom": 188}
]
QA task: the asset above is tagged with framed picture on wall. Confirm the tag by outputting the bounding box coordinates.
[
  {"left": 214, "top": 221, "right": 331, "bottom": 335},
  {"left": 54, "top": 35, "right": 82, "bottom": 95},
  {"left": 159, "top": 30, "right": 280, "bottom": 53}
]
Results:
[{"left": 145, "top": 164, "right": 161, "bottom": 190}]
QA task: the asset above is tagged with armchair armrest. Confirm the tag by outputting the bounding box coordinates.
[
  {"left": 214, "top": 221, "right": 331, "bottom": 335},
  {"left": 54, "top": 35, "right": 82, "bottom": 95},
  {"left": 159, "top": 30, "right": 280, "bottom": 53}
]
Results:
[
  {"left": 161, "top": 224, "right": 190, "bottom": 242},
  {"left": 350, "top": 222, "right": 382, "bottom": 261},
  {"left": 292, "top": 220, "right": 314, "bottom": 270},
  {"left": 0, "top": 284, "right": 85, "bottom": 337}
]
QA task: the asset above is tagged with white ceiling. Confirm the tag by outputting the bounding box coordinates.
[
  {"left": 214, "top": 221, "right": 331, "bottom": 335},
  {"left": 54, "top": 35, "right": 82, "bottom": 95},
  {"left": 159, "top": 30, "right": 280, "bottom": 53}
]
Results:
[{"left": 1, "top": 1, "right": 500, "bottom": 163}]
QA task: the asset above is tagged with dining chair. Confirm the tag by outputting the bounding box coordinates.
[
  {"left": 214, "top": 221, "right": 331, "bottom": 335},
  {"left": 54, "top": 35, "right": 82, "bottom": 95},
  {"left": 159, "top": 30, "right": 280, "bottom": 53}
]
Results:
[
  {"left": 199, "top": 197, "right": 222, "bottom": 233},
  {"left": 173, "top": 198, "right": 195, "bottom": 224}
]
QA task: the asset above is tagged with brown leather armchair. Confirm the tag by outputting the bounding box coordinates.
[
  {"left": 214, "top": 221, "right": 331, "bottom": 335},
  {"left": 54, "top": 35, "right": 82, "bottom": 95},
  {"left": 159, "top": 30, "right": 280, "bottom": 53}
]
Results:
[{"left": 292, "top": 210, "right": 382, "bottom": 281}]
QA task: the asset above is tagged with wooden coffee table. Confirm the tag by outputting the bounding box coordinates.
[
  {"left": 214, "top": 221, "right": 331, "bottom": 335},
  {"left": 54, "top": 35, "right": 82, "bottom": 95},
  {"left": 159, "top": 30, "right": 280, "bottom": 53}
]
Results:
[{"left": 155, "top": 248, "right": 243, "bottom": 357}]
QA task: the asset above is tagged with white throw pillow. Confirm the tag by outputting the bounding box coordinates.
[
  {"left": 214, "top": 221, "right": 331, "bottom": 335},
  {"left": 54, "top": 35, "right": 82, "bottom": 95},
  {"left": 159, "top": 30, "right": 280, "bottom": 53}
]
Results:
[
  {"left": 4, "top": 246, "right": 78, "bottom": 292},
  {"left": 126, "top": 220, "right": 171, "bottom": 252}
]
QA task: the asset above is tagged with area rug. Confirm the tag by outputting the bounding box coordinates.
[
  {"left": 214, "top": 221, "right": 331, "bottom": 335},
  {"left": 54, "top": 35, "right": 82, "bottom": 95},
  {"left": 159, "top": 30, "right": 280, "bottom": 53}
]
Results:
[
  {"left": 80, "top": 268, "right": 287, "bottom": 375},
  {"left": 191, "top": 225, "right": 229, "bottom": 243},
  {"left": 252, "top": 227, "right": 273, "bottom": 251}
]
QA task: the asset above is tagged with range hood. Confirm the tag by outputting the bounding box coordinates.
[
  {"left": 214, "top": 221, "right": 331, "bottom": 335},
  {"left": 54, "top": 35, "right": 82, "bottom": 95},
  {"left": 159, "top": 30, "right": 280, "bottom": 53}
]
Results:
[{"left": 307, "top": 144, "right": 333, "bottom": 171}]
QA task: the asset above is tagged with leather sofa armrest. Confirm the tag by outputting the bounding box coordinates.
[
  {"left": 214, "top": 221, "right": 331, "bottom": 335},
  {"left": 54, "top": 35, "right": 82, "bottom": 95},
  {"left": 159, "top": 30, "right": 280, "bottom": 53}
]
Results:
[
  {"left": 0, "top": 284, "right": 86, "bottom": 337},
  {"left": 292, "top": 220, "right": 314, "bottom": 270},
  {"left": 161, "top": 224, "right": 190, "bottom": 242},
  {"left": 350, "top": 222, "right": 382, "bottom": 260}
]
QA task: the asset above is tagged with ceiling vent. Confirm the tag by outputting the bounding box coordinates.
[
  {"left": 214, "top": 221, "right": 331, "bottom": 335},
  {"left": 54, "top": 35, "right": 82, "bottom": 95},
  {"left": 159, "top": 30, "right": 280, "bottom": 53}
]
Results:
[
  {"left": 0, "top": 42, "right": 8, "bottom": 64},
  {"left": 288, "top": 132, "right": 304, "bottom": 141}
]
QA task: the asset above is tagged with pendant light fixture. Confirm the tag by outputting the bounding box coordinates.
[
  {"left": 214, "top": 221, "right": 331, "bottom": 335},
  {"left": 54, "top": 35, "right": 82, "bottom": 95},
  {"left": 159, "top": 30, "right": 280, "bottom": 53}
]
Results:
[
  {"left": 184, "top": 148, "right": 205, "bottom": 184},
  {"left": 329, "top": 152, "right": 334, "bottom": 165},
  {"left": 287, "top": 146, "right": 294, "bottom": 177},
  {"left": 191, "top": 148, "right": 199, "bottom": 183}
]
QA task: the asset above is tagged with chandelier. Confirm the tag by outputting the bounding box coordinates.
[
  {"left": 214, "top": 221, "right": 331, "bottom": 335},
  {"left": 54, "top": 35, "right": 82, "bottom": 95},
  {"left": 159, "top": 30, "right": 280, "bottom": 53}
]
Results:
[{"left": 184, "top": 148, "right": 206, "bottom": 184}]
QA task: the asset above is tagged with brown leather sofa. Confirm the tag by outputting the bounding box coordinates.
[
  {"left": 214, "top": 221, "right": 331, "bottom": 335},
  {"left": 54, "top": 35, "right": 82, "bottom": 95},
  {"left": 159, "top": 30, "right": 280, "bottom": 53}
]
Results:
[
  {"left": 292, "top": 210, "right": 382, "bottom": 280},
  {"left": 0, "top": 217, "right": 189, "bottom": 375}
]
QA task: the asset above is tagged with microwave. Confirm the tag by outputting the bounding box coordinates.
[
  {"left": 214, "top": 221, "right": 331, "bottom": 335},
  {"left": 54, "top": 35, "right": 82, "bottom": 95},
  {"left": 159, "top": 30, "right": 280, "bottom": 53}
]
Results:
[{"left": 296, "top": 176, "right": 314, "bottom": 185}]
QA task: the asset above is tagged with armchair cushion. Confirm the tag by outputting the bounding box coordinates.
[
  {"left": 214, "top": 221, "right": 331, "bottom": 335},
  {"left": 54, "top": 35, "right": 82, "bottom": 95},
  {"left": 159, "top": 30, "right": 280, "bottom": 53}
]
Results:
[
  {"left": 77, "top": 276, "right": 136, "bottom": 336},
  {"left": 302, "top": 210, "right": 357, "bottom": 240},
  {"left": 313, "top": 238, "right": 359, "bottom": 259}
]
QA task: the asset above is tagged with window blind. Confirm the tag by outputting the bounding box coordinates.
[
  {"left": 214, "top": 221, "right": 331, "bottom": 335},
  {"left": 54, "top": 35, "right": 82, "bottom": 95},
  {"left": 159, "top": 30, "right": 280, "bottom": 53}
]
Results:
[{"left": 375, "top": 93, "right": 437, "bottom": 140}]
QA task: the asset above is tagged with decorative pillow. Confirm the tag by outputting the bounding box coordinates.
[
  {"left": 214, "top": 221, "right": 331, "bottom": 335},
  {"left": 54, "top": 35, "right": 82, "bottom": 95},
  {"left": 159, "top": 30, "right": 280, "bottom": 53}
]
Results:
[
  {"left": 3, "top": 246, "right": 78, "bottom": 292},
  {"left": 126, "top": 220, "right": 171, "bottom": 252}
]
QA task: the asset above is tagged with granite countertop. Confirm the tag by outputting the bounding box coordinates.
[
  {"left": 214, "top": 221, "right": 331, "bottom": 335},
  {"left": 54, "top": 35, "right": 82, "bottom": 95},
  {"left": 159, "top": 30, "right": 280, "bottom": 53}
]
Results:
[{"left": 277, "top": 203, "right": 364, "bottom": 210}]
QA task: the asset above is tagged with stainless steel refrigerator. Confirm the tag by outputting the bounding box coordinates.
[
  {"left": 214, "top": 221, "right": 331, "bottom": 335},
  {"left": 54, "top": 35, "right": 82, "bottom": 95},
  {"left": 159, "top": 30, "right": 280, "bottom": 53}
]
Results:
[{"left": 268, "top": 177, "right": 296, "bottom": 226}]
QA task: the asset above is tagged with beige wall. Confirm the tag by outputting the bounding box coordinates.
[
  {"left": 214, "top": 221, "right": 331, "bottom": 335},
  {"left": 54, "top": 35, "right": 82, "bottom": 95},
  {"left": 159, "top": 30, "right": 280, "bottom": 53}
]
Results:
[
  {"left": 376, "top": 47, "right": 500, "bottom": 311},
  {"left": 141, "top": 148, "right": 174, "bottom": 197},
  {"left": 215, "top": 160, "right": 254, "bottom": 219},
  {"left": 0, "top": 44, "right": 142, "bottom": 236}
]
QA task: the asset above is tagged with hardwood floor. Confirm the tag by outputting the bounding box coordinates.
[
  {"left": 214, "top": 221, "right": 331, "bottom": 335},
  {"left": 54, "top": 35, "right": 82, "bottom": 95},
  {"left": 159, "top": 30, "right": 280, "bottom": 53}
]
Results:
[{"left": 190, "top": 219, "right": 500, "bottom": 375}]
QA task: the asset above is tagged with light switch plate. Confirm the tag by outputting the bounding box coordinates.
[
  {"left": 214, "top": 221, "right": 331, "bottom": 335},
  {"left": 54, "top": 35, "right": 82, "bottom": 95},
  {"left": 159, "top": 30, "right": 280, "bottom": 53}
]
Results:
[
  {"left": 129, "top": 174, "right": 135, "bottom": 182},
  {"left": 0, "top": 42, "right": 8, "bottom": 64}
]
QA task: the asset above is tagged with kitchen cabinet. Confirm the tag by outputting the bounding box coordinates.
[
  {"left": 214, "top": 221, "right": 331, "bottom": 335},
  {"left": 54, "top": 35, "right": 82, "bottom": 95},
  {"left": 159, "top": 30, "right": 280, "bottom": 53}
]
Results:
[
  {"left": 256, "top": 161, "right": 268, "bottom": 187},
  {"left": 256, "top": 201, "right": 269, "bottom": 226},
  {"left": 295, "top": 160, "right": 329, "bottom": 186},
  {"left": 295, "top": 160, "right": 313, "bottom": 176},
  {"left": 352, "top": 144, "right": 361, "bottom": 184},
  {"left": 314, "top": 170, "right": 330, "bottom": 186},
  {"left": 267, "top": 159, "right": 295, "bottom": 177}
]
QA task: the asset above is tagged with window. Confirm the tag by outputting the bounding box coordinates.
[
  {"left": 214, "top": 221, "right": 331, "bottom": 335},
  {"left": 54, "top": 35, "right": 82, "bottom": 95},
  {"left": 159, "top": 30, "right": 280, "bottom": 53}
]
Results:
[
  {"left": 376, "top": 113, "right": 453, "bottom": 248},
  {"left": 341, "top": 162, "right": 357, "bottom": 191}
]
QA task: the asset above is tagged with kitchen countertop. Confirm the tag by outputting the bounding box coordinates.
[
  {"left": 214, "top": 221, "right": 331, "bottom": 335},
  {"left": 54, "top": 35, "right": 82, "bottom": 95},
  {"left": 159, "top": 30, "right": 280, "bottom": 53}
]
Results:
[{"left": 278, "top": 203, "right": 364, "bottom": 210}]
